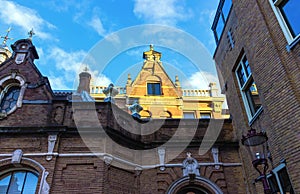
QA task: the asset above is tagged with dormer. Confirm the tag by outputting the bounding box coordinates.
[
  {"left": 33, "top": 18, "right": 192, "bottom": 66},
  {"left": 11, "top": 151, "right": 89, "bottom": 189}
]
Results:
[{"left": 11, "top": 39, "right": 39, "bottom": 65}]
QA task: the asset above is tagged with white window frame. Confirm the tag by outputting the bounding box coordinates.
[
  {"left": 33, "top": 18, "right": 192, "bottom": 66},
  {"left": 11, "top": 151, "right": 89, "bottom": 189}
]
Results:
[
  {"left": 267, "top": 163, "right": 295, "bottom": 194},
  {"left": 235, "top": 54, "right": 262, "bottom": 122},
  {"left": 269, "top": 0, "right": 300, "bottom": 45}
]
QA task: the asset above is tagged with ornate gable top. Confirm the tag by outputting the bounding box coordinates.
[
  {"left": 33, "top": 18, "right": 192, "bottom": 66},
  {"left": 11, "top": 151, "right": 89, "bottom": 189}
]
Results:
[
  {"left": 11, "top": 39, "right": 39, "bottom": 61},
  {"left": 143, "top": 44, "right": 161, "bottom": 61}
]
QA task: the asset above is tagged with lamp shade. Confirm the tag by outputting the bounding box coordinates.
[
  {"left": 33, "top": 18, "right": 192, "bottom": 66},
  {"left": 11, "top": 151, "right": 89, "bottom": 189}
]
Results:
[{"left": 241, "top": 128, "right": 269, "bottom": 172}]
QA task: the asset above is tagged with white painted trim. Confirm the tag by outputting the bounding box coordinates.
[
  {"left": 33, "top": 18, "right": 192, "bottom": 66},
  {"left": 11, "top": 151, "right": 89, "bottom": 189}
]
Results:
[
  {"left": 269, "top": 0, "right": 300, "bottom": 45},
  {"left": 0, "top": 152, "right": 242, "bottom": 170}
]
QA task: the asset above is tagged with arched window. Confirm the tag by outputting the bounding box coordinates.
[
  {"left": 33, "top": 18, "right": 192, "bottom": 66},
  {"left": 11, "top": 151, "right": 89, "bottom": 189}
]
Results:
[
  {"left": 0, "top": 83, "right": 21, "bottom": 114},
  {"left": 0, "top": 170, "right": 38, "bottom": 194}
]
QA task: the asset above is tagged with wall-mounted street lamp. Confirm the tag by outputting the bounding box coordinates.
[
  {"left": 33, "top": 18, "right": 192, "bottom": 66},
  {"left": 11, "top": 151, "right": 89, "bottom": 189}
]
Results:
[{"left": 241, "top": 128, "right": 272, "bottom": 194}]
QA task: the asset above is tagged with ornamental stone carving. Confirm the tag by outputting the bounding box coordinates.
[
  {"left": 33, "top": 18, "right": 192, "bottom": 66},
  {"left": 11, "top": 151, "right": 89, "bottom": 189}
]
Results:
[
  {"left": 128, "top": 101, "right": 143, "bottom": 119},
  {"left": 103, "top": 83, "right": 119, "bottom": 103},
  {"left": 182, "top": 152, "right": 200, "bottom": 177}
]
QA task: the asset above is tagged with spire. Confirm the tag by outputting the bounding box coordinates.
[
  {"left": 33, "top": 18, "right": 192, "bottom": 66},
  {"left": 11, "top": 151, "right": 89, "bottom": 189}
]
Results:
[
  {"left": 28, "top": 28, "right": 35, "bottom": 41},
  {"left": 1, "top": 27, "right": 13, "bottom": 47},
  {"left": 0, "top": 27, "right": 13, "bottom": 64}
]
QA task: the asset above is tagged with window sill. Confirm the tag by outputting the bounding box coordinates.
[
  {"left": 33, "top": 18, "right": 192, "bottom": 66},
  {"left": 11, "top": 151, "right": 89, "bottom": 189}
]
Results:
[
  {"left": 248, "top": 106, "right": 263, "bottom": 126},
  {"left": 286, "top": 35, "right": 300, "bottom": 52}
]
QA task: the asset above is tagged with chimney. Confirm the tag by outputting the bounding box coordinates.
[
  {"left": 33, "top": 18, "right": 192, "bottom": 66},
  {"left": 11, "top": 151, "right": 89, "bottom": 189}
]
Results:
[{"left": 77, "top": 71, "right": 91, "bottom": 93}]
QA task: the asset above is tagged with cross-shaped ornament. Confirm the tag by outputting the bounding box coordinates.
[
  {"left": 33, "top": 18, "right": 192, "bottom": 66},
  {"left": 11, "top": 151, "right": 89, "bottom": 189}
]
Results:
[
  {"left": 1, "top": 27, "right": 13, "bottom": 46},
  {"left": 28, "top": 28, "right": 35, "bottom": 40}
]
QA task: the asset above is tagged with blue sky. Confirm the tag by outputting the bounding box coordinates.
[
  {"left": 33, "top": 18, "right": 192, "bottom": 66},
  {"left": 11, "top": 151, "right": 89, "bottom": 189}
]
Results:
[{"left": 0, "top": 0, "right": 220, "bottom": 90}]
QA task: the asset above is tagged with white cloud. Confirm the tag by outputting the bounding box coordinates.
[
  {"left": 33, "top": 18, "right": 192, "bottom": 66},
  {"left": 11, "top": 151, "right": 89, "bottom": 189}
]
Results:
[
  {"left": 0, "top": 1, "right": 55, "bottom": 40},
  {"left": 45, "top": 47, "right": 112, "bottom": 89},
  {"left": 199, "top": 9, "right": 216, "bottom": 25},
  {"left": 90, "top": 73, "right": 112, "bottom": 87},
  {"left": 182, "top": 71, "right": 220, "bottom": 90},
  {"left": 133, "top": 0, "right": 192, "bottom": 26},
  {"left": 48, "top": 76, "right": 71, "bottom": 90},
  {"left": 88, "top": 15, "right": 106, "bottom": 37}
]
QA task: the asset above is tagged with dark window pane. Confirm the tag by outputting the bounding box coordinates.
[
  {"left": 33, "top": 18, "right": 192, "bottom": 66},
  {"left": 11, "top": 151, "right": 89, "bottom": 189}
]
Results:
[
  {"left": 147, "top": 83, "right": 161, "bottom": 95},
  {"left": 216, "top": 16, "right": 225, "bottom": 40},
  {"left": 0, "top": 85, "right": 21, "bottom": 112},
  {"left": 279, "top": 0, "right": 300, "bottom": 37},
  {"left": 268, "top": 174, "right": 280, "bottom": 193},
  {"left": 278, "top": 168, "right": 295, "bottom": 194},
  {"left": 242, "top": 56, "right": 251, "bottom": 76},
  {"left": 237, "top": 66, "right": 246, "bottom": 86},
  {"left": 222, "top": 0, "right": 232, "bottom": 19}
]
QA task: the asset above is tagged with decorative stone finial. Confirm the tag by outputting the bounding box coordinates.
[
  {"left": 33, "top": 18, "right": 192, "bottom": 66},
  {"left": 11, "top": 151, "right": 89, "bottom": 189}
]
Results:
[
  {"left": 128, "top": 100, "right": 143, "bottom": 119},
  {"left": 175, "top": 75, "right": 180, "bottom": 87},
  {"left": 1, "top": 27, "right": 13, "bottom": 47},
  {"left": 103, "top": 83, "right": 119, "bottom": 103},
  {"left": 28, "top": 28, "right": 35, "bottom": 41},
  {"left": 126, "top": 74, "right": 132, "bottom": 85},
  {"left": 150, "top": 44, "right": 154, "bottom": 51}
]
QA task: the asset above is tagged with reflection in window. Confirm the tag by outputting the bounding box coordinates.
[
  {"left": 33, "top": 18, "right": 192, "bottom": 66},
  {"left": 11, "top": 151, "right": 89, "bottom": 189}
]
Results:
[
  {"left": 200, "top": 113, "right": 211, "bottom": 119},
  {"left": 212, "top": 0, "right": 232, "bottom": 44},
  {"left": 277, "top": 0, "right": 300, "bottom": 38},
  {"left": 0, "top": 171, "right": 38, "bottom": 194},
  {"left": 270, "top": 0, "right": 300, "bottom": 45},
  {"left": 0, "top": 85, "right": 20, "bottom": 113},
  {"left": 147, "top": 83, "right": 161, "bottom": 95},
  {"left": 183, "top": 112, "right": 195, "bottom": 119},
  {"left": 235, "top": 55, "right": 262, "bottom": 121}
]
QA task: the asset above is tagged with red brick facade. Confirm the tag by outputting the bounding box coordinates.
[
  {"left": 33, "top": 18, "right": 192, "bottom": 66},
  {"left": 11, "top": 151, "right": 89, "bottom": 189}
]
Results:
[
  {"left": 213, "top": 0, "right": 300, "bottom": 193},
  {"left": 0, "top": 39, "right": 246, "bottom": 193}
]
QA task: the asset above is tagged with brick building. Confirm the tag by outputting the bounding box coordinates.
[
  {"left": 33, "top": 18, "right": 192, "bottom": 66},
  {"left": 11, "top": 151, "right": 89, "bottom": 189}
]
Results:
[
  {"left": 212, "top": 0, "right": 299, "bottom": 193},
  {"left": 90, "top": 45, "right": 228, "bottom": 120},
  {"left": 0, "top": 38, "right": 245, "bottom": 193}
]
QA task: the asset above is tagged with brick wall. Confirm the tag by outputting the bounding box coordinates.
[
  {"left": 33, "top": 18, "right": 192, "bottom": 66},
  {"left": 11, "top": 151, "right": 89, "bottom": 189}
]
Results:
[{"left": 214, "top": 0, "right": 300, "bottom": 193}]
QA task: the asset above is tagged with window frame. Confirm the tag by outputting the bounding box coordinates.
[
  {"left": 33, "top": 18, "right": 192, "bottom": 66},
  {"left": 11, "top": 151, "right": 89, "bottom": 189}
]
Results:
[
  {"left": 200, "top": 113, "right": 211, "bottom": 119},
  {"left": 0, "top": 83, "right": 21, "bottom": 114},
  {"left": 267, "top": 163, "right": 295, "bottom": 194},
  {"left": 183, "top": 112, "right": 196, "bottom": 119},
  {"left": 147, "top": 82, "right": 162, "bottom": 96},
  {"left": 235, "top": 54, "right": 263, "bottom": 123},
  {"left": 269, "top": 0, "right": 300, "bottom": 48},
  {"left": 211, "top": 0, "right": 233, "bottom": 44},
  {"left": 0, "top": 74, "right": 26, "bottom": 118},
  {"left": 0, "top": 168, "right": 39, "bottom": 194}
]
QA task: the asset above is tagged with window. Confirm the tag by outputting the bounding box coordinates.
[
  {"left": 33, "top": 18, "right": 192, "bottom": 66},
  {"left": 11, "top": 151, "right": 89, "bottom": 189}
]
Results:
[
  {"left": 0, "top": 170, "right": 38, "bottom": 194},
  {"left": 212, "top": 0, "right": 233, "bottom": 44},
  {"left": 183, "top": 112, "right": 195, "bottom": 119},
  {"left": 200, "top": 113, "right": 211, "bottom": 119},
  {"left": 270, "top": 0, "right": 300, "bottom": 45},
  {"left": 147, "top": 83, "right": 161, "bottom": 95},
  {"left": 235, "top": 55, "right": 262, "bottom": 121},
  {"left": 267, "top": 163, "right": 295, "bottom": 194},
  {"left": 0, "top": 84, "right": 21, "bottom": 114}
]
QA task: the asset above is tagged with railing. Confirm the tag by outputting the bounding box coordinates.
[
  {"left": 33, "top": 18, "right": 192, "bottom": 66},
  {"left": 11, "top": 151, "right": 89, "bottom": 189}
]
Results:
[
  {"left": 181, "top": 89, "right": 210, "bottom": 97},
  {"left": 90, "top": 86, "right": 211, "bottom": 97},
  {"left": 90, "top": 86, "right": 127, "bottom": 95}
]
